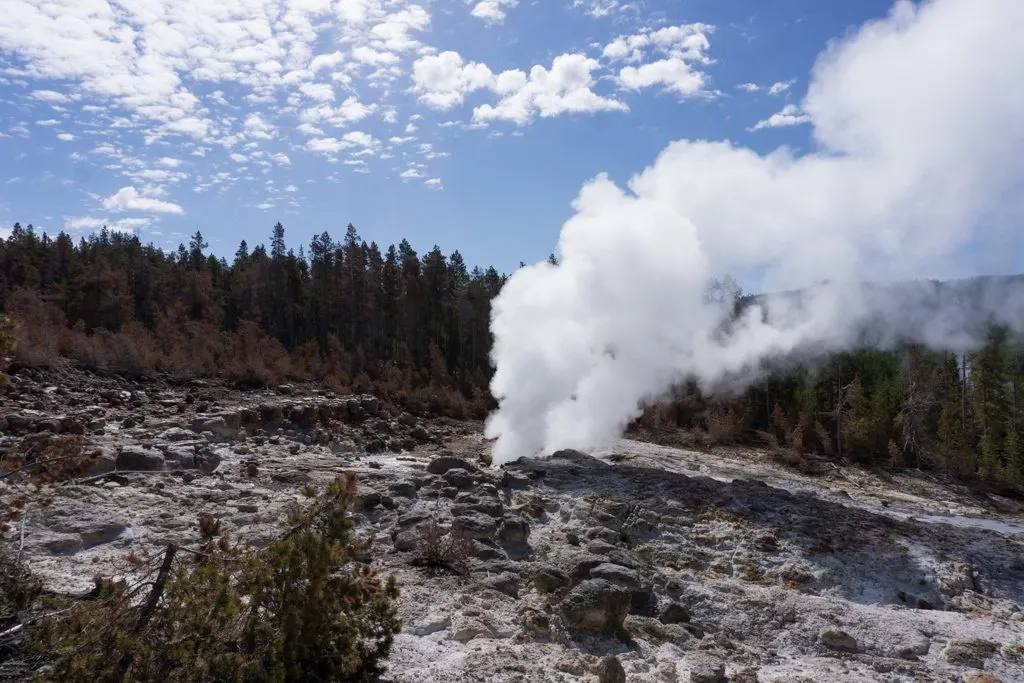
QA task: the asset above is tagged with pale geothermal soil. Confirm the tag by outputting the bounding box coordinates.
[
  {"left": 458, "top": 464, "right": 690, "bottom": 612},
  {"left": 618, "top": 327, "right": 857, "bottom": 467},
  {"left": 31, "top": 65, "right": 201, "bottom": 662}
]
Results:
[{"left": 2, "top": 369, "right": 1024, "bottom": 682}]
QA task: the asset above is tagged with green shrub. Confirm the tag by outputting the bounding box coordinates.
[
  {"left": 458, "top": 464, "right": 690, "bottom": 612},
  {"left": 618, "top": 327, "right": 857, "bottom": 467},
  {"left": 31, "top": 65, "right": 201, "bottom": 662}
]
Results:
[{"left": 34, "top": 473, "right": 401, "bottom": 682}]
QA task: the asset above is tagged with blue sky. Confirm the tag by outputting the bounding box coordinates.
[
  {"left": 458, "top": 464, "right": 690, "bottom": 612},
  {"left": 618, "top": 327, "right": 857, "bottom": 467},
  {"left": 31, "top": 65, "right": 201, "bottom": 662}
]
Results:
[{"left": 0, "top": 0, "right": 993, "bottom": 276}]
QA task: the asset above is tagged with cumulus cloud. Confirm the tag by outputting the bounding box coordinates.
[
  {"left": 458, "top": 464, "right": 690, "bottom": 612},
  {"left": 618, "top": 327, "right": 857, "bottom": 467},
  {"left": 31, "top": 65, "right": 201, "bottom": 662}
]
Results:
[
  {"left": 413, "top": 51, "right": 627, "bottom": 125},
  {"left": 571, "top": 0, "right": 634, "bottom": 18},
  {"left": 484, "top": 0, "right": 1024, "bottom": 465},
  {"left": 30, "top": 89, "right": 71, "bottom": 103},
  {"left": 299, "top": 82, "right": 335, "bottom": 101},
  {"left": 604, "top": 23, "right": 714, "bottom": 97},
  {"left": 473, "top": 54, "right": 628, "bottom": 125},
  {"left": 768, "top": 78, "right": 797, "bottom": 95},
  {"left": 469, "top": 0, "right": 518, "bottom": 25},
  {"left": 412, "top": 51, "right": 496, "bottom": 110},
  {"left": 56, "top": 132, "right": 75, "bottom": 141},
  {"left": 751, "top": 104, "right": 812, "bottom": 130},
  {"left": 101, "top": 187, "right": 184, "bottom": 214}
]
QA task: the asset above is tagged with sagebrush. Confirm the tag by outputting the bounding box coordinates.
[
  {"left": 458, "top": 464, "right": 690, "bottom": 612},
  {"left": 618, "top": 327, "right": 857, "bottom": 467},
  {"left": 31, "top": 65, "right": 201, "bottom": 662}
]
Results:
[{"left": 33, "top": 473, "right": 401, "bottom": 682}]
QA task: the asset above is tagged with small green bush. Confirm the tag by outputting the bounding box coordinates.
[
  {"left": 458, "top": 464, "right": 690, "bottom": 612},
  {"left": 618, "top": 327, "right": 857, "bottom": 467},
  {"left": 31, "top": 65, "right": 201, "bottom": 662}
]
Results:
[{"left": 34, "top": 473, "right": 401, "bottom": 682}]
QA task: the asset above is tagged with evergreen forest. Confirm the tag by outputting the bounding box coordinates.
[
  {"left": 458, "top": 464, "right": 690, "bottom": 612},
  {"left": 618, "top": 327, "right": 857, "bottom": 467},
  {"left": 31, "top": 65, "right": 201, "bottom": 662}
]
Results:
[{"left": 2, "top": 221, "right": 1022, "bottom": 493}]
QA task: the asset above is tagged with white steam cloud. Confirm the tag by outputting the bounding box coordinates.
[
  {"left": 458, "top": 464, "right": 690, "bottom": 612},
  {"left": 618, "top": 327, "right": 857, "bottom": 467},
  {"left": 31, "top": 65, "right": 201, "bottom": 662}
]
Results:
[{"left": 485, "top": 0, "right": 1024, "bottom": 465}]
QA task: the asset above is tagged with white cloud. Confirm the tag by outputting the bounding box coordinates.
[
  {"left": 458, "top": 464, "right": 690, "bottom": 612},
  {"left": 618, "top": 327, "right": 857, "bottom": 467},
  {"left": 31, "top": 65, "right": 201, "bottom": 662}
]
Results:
[
  {"left": 299, "top": 82, "right": 335, "bottom": 101},
  {"left": 30, "top": 89, "right": 70, "bottom": 103},
  {"left": 618, "top": 58, "right": 705, "bottom": 96},
  {"left": 229, "top": 153, "right": 248, "bottom": 163},
  {"left": 605, "top": 23, "right": 714, "bottom": 97},
  {"left": 272, "top": 152, "right": 291, "bottom": 165},
  {"left": 474, "top": 54, "right": 628, "bottom": 125},
  {"left": 352, "top": 45, "right": 400, "bottom": 65},
  {"left": 307, "top": 137, "right": 344, "bottom": 154},
  {"left": 133, "top": 168, "right": 188, "bottom": 184},
  {"left": 412, "top": 51, "right": 495, "bottom": 110},
  {"left": 300, "top": 97, "right": 374, "bottom": 127},
  {"left": 309, "top": 51, "right": 344, "bottom": 72},
  {"left": 768, "top": 78, "right": 797, "bottom": 95},
  {"left": 469, "top": 0, "right": 518, "bottom": 25},
  {"left": 244, "top": 113, "right": 276, "bottom": 140},
  {"left": 737, "top": 82, "right": 760, "bottom": 92},
  {"left": 751, "top": 104, "right": 812, "bottom": 130},
  {"left": 297, "top": 122, "right": 325, "bottom": 136},
  {"left": 65, "top": 216, "right": 152, "bottom": 233},
  {"left": 158, "top": 157, "right": 182, "bottom": 168},
  {"left": 56, "top": 132, "right": 75, "bottom": 141},
  {"left": 571, "top": 0, "right": 634, "bottom": 18},
  {"left": 425, "top": 177, "right": 442, "bottom": 189},
  {"left": 400, "top": 168, "right": 424, "bottom": 180},
  {"left": 370, "top": 5, "right": 430, "bottom": 52},
  {"left": 101, "top": 187, "right": 183, "bottom": 214},
  {"left": 602, "top": 34, "right": 650, "bottom": 62},
  {"left": 36, "top": 119, "right": 60, "bottom": 126}
]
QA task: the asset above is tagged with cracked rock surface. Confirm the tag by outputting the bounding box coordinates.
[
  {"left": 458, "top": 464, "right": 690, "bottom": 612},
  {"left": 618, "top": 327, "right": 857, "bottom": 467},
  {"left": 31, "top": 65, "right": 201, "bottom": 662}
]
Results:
[{"left": 2, "top": 368, "right": 1024, "bottom": 682}]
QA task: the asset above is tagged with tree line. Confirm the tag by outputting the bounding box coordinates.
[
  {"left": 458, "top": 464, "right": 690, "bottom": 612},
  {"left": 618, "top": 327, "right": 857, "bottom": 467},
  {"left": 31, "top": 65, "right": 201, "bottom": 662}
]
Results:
[
  {"left": 0, "top": 221, "right": 506, "bottom": 417},
  {"left": 1, "top": 221, "right": 1022, "bottom": 491}
]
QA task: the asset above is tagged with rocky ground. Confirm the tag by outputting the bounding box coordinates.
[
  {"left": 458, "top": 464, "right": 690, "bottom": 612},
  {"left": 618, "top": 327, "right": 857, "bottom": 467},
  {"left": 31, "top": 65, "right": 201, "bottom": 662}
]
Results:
[{"left": 2, "top": 366, "right": 1023, "bottom": 682}]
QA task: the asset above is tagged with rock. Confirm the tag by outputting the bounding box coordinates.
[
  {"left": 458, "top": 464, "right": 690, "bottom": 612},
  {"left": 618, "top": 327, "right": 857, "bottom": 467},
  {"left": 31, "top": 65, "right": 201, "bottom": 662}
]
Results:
[
  {"left": 497, "top": 518, "right": 530, "bottom": 547},
  {"left": 388, "top": 481, "right": 418, "bottom": 498},
  {"left": 412, "top": 425, "right": 431, "bottom": 443},
  {"left": 392, "top": 529, "right": 420, "bottom": 552},
  {"left": 271, "top": 471, "right": 313, "bottom": 485},
  {"left": 276, "top": 384, "right": 295, "bottom": 395},
  {"left": 159, "top": 427, "right": 195, "bottom": 441},
  {"left": 569, "top": 556, "right": 607, "bottom": 584},
  {"left": 79, "top": 521, "right": 127, "bottom": 548},
  {"left": 191, "top": 414, "right": 239, "bottom": 438},
  {"left": 452, "top": 513, "right": 499, "bottom": 540},
  {"left": 596, "top": 655, "right": 626, "bottom": 683},
  {"left": 359, "top": 395, "right": 379, "bottom": 415},
  {"left": 427, "top": 455, "right": 477, "bottom": 475},
  {"left": 161, "top": 446, "right": 197, "bottom": 469},
  {"left": 589, "top": 563, "right": 642, "bottom": 590},
  {"left": 818, "top": 628, "right": 861, "bottom": 653},
  {"left": 60, "top": 416, "right": 85, "bottom": 435},
  {"left": 443, "top": 469, "right": 476, "bottom": 489},
  {"left": 116, "top": 446, "right": 165, "bottom": 471},
  {"left": 943, "top": 638, "right": 998, "bottom": 668},
  {"left": 519, "top": 608, "right": 551, "bottom": 638},
  {"left": 685, "top": 653, "right": 726, "bottom": 683},
  {"left": 42, "top": 534, "right": 84, "bottom": 555},
  {"left": 659, "top": 602, "right": 690, "bottom": 624},
  {"left": 480, "top": 572, "right": 520, "bottom": 598},
  {"left": 48, "top": 517, "right": 127, "bottom": 548},
  {"left": 558, "top": 579, "right": 630, "bottom": 632},
  {"left": 196, "top": 448, "right": 222, "bottom": 475},
  {"left": 85, "top": 449, "right": 117, "bottom": 476},
  {"left": 534, "top": 566, "right": 572, "bottom": 594},
  {"left": 450, "top": 615, "right": 494, "bottom": 643}
]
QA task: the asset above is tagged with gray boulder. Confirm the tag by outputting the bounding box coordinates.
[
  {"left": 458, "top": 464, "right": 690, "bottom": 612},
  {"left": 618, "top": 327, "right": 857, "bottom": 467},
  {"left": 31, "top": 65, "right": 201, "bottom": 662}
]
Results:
[
  {"left": 116, "top": 446, "right": 165, "bottom": 471},
  {"left": 558, "top": 579, "right": 630, "bottom": 632}
]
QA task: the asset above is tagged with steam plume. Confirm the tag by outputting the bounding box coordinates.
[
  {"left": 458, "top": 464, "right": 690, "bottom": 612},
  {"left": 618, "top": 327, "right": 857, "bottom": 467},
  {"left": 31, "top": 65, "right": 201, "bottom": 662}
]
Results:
[{"left": 485, "top": 0, "right": 1024, "bottom": 465}]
